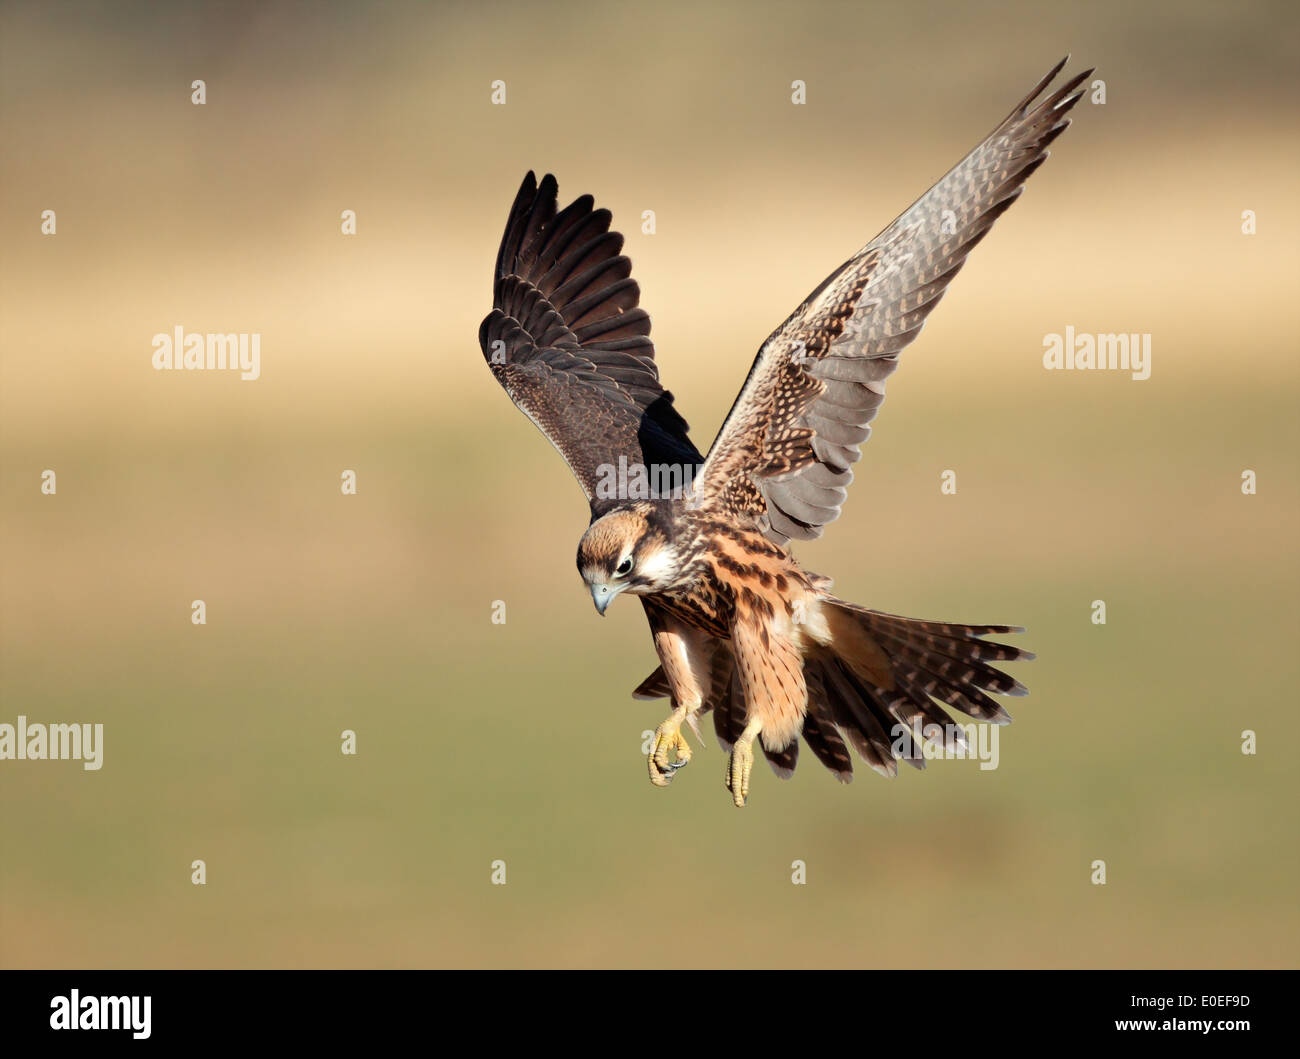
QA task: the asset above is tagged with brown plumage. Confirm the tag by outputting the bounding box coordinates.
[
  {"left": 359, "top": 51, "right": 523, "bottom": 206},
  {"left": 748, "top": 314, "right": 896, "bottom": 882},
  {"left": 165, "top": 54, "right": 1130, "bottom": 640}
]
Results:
[{"left": 478, "top": 58, "right": 1088, "bottom": 805}]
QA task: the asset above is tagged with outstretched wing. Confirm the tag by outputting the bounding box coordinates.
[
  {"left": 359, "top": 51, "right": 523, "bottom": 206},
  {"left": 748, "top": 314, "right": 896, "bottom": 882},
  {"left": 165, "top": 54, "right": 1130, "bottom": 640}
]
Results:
[
  {"left": 690, "top": 58, "right": 1092, "bottom": 544},
  {"left": 479, "top": 172, "right": 702, "bottom": 512}
]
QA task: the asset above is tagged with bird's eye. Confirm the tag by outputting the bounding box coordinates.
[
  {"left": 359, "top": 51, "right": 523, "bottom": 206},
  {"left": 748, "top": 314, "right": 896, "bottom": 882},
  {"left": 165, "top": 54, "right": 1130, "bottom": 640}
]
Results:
[{"left": 615, "top": 557, "right": 633, "bottom": 577}]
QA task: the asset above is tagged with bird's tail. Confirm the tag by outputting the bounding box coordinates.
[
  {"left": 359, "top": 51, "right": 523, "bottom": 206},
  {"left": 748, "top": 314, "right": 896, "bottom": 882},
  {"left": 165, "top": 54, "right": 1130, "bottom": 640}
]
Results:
[
  {"left": 790, "top": 598, "right": 1032, "bottom": 781},
  {"left": 630, "top": 597, "right": 1032, "bottom": 784}
]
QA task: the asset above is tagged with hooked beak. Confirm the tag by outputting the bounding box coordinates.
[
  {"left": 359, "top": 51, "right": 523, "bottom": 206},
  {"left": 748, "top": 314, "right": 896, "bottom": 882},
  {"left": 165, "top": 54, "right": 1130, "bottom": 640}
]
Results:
[{"left": 590, "top": 582, "right": 627, "bottom": 616}]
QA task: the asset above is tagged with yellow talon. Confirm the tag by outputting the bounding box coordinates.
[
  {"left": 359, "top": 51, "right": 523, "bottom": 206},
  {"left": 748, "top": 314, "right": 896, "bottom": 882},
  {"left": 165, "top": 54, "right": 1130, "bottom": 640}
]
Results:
[
  {"left": 648, "top": 705, "right": 692, "bottom": 787},
  {"left": 725, "top": 720, "right": 762, "bottom": 807}
]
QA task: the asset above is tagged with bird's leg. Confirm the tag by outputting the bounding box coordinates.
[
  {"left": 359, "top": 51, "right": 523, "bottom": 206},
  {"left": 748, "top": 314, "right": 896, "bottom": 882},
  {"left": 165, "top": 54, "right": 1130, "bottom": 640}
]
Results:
[
  {"left": 725, "top": 718, "right": 763, "bottom": 807},
  {"left": 648, "top": 702, "right": 694, "bottom": 787},
  {"left": 646, "top": 612, "right": 713, "bottom": 789}
]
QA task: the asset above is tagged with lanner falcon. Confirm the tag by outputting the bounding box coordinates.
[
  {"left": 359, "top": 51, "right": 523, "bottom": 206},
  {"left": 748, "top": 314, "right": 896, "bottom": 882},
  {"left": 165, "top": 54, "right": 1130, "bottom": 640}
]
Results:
[{"left": 479, "top": 58, "right": 1089, "bottom": 806}]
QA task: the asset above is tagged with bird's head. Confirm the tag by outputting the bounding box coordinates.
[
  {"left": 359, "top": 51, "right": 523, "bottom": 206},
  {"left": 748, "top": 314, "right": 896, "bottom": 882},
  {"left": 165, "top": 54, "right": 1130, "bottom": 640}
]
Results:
[{"left": 576, "top": 503, "right": 680, "bottom": 615}]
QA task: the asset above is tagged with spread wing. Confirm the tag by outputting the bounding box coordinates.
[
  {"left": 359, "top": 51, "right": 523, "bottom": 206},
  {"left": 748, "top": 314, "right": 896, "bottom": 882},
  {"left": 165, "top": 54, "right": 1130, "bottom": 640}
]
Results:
[
  {"left": 479, "top": 172, "right": 702, "bottom": 513},
  {"left": 690, "top": 58, "right": 1092, "bottom": 544}
]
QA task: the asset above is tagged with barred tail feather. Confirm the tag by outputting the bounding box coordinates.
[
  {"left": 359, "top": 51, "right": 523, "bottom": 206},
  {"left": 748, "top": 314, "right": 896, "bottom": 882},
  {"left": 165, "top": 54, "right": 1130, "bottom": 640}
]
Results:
[
  {"left": 803, "top": 598, "right": 1032, "bottom": 781},
  {"left": 629, "top": 598, "right": 1030, "bottom": 786}
]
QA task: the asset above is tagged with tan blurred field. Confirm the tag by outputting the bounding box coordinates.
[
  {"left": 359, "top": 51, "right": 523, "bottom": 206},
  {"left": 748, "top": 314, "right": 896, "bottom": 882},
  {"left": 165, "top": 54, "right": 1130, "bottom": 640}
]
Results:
[{"left": 2, "top": 0, "right": 1298, "bottom": 968}]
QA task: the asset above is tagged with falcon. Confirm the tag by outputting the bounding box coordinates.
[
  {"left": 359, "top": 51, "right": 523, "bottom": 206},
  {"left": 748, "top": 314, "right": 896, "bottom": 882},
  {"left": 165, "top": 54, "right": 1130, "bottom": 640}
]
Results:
[{"left": 479, "top": 58, "right": 1089, "bottom": 805}]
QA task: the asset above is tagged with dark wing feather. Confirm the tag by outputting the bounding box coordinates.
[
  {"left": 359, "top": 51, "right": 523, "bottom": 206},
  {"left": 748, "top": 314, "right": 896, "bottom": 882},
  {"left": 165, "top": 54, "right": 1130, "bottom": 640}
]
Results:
[
  {"left": 479, "top": 173, "right": 702, "bottom": 511},
  {"left": 691, "top": 59, "right": 1092, "bottom": 543}
]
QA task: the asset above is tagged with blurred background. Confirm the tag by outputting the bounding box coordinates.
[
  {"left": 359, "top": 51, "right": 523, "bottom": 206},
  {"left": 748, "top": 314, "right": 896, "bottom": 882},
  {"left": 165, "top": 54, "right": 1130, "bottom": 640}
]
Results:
[{"left": 1, "top": 0, "right": 1297, "bottom": 968}]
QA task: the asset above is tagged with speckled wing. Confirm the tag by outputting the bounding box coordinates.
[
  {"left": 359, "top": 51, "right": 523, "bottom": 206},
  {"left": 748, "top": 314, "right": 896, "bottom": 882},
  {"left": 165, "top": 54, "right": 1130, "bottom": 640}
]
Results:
[
  {"left": 479, "top": 172, "right": 702, "bottom": 513},
  {"left": 691, "top": 58, "right": 1092, "bottom": 544}
]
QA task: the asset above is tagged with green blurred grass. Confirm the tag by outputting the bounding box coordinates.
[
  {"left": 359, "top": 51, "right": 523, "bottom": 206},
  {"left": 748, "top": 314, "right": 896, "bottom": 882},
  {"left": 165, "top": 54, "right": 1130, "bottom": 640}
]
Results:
[{"left": 3, "top": 376, "right": 1296, "bottom": 967}]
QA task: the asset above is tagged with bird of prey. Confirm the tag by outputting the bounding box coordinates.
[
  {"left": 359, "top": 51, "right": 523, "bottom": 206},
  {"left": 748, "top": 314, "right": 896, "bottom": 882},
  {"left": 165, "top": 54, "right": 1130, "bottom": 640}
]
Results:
[{"left": 479, "top": 58, "right": 1089, "bottom": 806}]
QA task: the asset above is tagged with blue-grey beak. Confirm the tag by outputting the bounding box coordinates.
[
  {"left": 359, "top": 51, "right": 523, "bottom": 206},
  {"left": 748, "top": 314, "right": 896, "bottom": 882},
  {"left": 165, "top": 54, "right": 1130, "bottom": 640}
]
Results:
[{"left": 590, "top": 582, "right": 624, "bottom": 616}]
